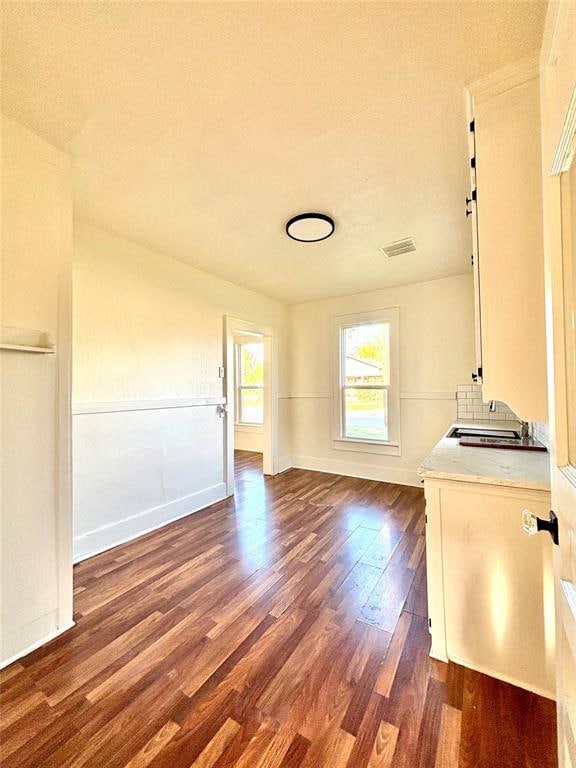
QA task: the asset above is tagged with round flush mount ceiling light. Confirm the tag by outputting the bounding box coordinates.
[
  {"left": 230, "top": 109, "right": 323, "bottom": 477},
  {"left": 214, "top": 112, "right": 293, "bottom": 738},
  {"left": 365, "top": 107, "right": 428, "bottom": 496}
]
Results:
[{"left": 285, "top": 213, "right": 335, "bottom": 242}]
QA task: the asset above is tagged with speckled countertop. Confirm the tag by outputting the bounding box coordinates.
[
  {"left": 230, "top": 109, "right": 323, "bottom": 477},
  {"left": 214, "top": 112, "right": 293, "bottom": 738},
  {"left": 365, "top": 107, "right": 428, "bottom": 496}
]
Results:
[{"left": 417, "top": 420, "right": 551, "bottom": 492}]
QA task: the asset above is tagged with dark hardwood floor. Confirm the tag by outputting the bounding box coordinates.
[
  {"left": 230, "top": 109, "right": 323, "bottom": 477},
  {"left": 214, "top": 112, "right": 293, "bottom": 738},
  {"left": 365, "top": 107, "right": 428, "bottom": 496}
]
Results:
[{"left": 1, "top": 450, "right": 557, "bottom": 767}]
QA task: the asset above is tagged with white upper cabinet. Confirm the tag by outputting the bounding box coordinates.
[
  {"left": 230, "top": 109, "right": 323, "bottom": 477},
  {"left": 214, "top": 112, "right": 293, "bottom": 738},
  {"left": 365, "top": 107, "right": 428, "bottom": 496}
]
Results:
[{"left": 467, "top": 54, "right": 548, "bottom": 422}]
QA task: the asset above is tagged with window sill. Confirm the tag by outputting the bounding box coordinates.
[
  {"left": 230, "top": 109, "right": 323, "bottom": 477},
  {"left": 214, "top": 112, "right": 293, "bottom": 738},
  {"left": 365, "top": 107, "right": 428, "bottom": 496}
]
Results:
[
  {"left": 332, "top": 438, "right": 401, "bottom": 456},
  {"left": 235, "top": 423, "right": 264, "bottom": 433}
]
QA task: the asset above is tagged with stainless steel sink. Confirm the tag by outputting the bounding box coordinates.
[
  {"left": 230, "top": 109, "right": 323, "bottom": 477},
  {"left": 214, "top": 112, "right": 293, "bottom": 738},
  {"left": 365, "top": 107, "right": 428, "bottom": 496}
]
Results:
[{"left": 447, "top": 426, "right": 521, "bottom": 440}]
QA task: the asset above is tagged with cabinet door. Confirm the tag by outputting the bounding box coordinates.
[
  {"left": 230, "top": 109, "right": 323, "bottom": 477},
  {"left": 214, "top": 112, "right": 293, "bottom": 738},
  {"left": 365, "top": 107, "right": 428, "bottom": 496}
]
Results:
[
  {"left": 424, "top": 483, "right": 448, "bottom": 662},
  {"left": 472, "top": 72, "right": 548, "bottom": 421},
  {"left": 440, "top": 485, "right": 555, "bottom": 697},
  {"left": 466, "top": 94, "right": 483, "bottom": 385}
]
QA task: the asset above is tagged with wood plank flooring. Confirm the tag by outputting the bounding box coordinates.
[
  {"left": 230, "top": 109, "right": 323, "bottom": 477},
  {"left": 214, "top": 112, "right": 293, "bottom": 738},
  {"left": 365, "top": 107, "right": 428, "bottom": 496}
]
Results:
[{"left": 1, "top": 451, "right": 557, "bottom": 767}]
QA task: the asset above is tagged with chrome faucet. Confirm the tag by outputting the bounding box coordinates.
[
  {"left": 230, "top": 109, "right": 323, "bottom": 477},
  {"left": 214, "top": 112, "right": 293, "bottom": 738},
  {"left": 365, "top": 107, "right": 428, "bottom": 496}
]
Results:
[{"left": 489, "top": 400, "right": 530, "bottom": 438}]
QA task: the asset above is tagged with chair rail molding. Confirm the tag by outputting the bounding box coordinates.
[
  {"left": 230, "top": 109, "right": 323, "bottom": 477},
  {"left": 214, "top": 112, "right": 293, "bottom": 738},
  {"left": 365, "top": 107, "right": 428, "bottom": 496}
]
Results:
[{"left": 72, "top": 396, "right": 226, "bottom": 415}]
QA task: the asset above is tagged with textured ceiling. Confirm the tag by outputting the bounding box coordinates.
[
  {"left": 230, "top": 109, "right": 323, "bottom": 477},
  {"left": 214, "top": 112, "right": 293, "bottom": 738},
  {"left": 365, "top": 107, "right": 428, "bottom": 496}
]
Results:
[{"left": 1, "top": 1, "right": 547, "bottom": 303}]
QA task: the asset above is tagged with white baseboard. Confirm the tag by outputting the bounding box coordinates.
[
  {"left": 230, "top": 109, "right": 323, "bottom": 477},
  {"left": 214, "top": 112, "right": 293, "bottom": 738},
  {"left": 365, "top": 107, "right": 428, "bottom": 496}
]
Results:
[
  {"left": 277, "top": 455, "right": 293, "bottom": 473},
  {"left": 1, "top": 620, "right": 75, "bottom": 670},
  {"left": 429, "top": 648, "right": 449, "bottom": 664},
  {"left": 73, "top": 482, "right": 228, "bottom": 562},
  {"left": 290, "top": 455, "right": 421, "bottom": 487},
  {"left": 446, "top": 652, "right": 556, "bottom": 701}
]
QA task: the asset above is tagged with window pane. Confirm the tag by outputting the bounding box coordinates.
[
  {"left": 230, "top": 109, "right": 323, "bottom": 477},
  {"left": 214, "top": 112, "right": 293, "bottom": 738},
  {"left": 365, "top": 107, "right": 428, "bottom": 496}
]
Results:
[
  {"left": 240, "top": 388, "right": 264, "bottom": 424},
  {"left": 343, "top": 323, "right": 389, "bottom": 386},
  {"left": 240, "top": 343, "right": 264, "bottom": 386},
  {"left": 344, "top": 388, "right": 388, "bottom": 441}
]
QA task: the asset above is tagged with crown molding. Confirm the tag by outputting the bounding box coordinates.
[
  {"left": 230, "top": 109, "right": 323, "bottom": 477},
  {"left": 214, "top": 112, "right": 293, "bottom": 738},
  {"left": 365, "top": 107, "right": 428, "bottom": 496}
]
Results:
[
  {"left": 551, "top": 85, "right": 576, "bottom": 176},
  {"left": 467, "top": 51, "right": 540, "bottom": 104},
  {"left": 541, "top": 0, "right": 573, "bottom": 69}
]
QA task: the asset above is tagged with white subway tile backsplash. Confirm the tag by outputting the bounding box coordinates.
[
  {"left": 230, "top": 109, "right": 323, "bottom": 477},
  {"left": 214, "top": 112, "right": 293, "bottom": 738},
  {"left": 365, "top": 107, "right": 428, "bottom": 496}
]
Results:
[{"left": 455, "top": 383, "right": 520, "bottom": 422}]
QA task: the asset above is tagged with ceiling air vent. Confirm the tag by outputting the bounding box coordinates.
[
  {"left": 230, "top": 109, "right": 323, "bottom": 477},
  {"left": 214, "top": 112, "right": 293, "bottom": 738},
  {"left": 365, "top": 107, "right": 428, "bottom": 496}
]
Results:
[{"left": 379, "top": 238, "right": 417, "bottom": 258}]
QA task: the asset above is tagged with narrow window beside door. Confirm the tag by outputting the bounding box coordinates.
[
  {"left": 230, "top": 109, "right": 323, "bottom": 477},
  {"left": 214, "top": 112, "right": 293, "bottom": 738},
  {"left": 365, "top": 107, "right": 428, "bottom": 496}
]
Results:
[{"left": 235, "top": 342, "right": 264, "bottom": 425}]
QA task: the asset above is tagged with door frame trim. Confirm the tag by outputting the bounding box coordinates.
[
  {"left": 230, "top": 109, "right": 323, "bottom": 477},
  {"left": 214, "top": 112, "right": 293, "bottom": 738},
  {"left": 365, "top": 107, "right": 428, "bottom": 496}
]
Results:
[{"left": 223, "top": 316, "right": 279, "bottom": 495}]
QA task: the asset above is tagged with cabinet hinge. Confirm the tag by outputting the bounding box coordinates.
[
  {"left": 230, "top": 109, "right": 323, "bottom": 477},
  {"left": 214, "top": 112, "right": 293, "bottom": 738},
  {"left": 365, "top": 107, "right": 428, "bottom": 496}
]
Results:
[
  {"left": 478, "top": 366, "right": 483, "bottom": 379},
  {"left": 470, "top": 156, "right": 476, "bottom": 169},
  {"left": 470, "top": 253, "right": 474, "bottom": 267},
  {"left": 469, "top": 118, "right": 475, "bottom": 132},
  {"left": 425, "top": 513, "right": 428, "bottom": 524},
  {"left": 428, "top": 618, "right": 432, "bottom": 629},
  {"left": 471, "top": 188, "right": 477, "bottom": 202}
]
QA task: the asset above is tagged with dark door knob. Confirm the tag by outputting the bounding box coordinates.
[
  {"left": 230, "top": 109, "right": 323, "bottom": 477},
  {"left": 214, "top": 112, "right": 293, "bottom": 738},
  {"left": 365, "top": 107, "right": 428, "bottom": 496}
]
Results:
[{"left": 522, "top": 509, "right": 559, "bottom": 545}]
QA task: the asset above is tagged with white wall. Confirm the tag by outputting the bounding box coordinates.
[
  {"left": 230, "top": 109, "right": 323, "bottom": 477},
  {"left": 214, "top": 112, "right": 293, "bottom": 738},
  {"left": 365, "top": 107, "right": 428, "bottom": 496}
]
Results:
[
  {"left": 1, "top": 117, "right": 73, "bottom": 666},
  {"left": 288, "top": 274, "right": 475, "bottom": 486},
  {"left": 72, "top": 223, "right": 290, "bottom": 560},
  {"left": 235, "top": 426, "right": 264, "bottom": 453}
]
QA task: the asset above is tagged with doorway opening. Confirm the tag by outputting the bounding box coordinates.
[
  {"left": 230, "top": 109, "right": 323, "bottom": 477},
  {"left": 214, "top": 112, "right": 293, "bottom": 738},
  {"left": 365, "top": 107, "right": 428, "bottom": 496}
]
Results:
[
  {"left": 234, "top": 331, "right": 265, "bottom": 483},
  {"left": 224, "top": 316, "right": 279, "bottom": 497}
]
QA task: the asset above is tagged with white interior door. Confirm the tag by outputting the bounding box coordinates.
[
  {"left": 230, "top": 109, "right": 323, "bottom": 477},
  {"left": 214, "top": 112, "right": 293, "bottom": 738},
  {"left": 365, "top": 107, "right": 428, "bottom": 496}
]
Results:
[
  {"left": 548, "top": 155, "right": 576, "bottom": 767},
  {"left": 553, "top": 148, "right": 576, "bottom": 768},
  {"left": 541, "top": 3, "right": 576, "bottom": 762}
]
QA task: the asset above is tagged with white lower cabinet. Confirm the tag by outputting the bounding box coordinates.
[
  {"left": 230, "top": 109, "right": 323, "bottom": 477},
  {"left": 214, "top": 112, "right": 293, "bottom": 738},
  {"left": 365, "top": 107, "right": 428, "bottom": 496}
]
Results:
[{"left": 424, "top": 478, "right": 555, "bottom": 698}]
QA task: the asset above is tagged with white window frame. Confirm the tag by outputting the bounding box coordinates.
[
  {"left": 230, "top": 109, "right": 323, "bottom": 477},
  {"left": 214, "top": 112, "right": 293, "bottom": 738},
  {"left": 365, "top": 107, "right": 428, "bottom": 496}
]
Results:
[
  {"left": 332, "top": 307, "right": 401, "bottom": 456},
  {"left": 235, "top": 341, "right": 264, "bottom": 427}
]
